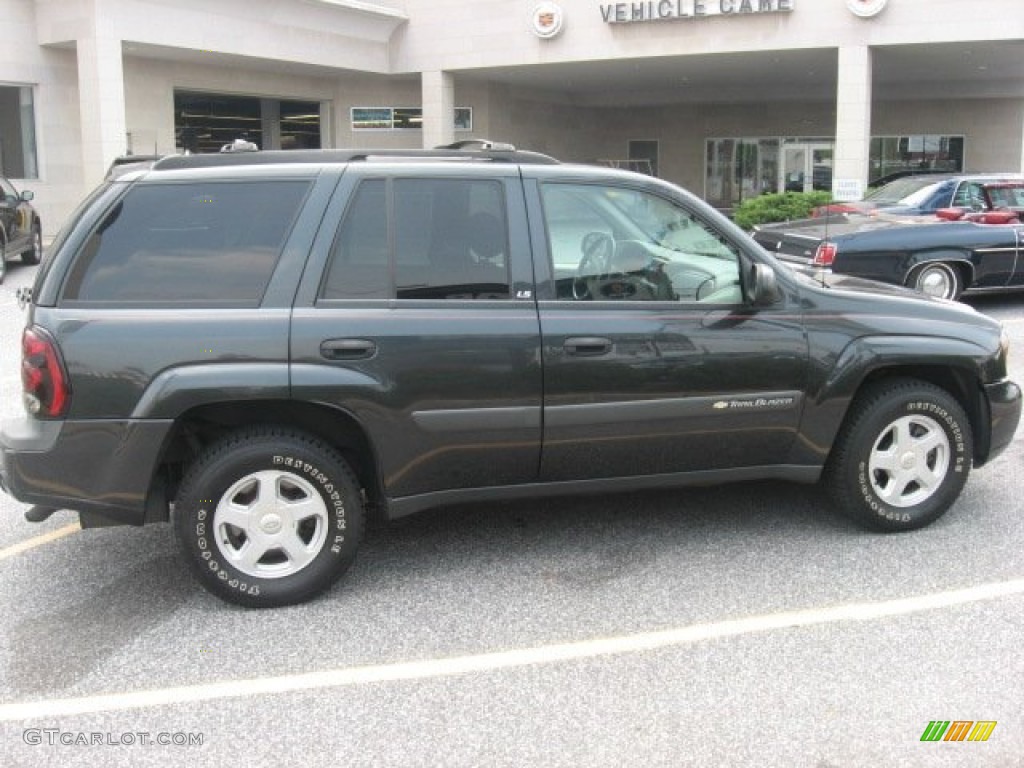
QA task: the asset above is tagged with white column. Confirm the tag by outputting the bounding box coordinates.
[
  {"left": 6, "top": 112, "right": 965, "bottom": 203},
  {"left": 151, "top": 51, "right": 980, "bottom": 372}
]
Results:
[
  {"left": 77, "top": 30, "right": 127, "bottom": 189},
  {"left": 421, "top": 71, "right": 454, "bottom": 149},
  {"left": 832, "top": 46, "right": 873, "bottom": 201}
]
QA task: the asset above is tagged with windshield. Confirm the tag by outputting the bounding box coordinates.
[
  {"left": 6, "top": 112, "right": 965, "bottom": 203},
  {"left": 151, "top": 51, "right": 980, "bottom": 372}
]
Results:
[
  {"left": 863, "top": 177, "right": 947, "bottom": 204},
  {"left": 986, "top": 185, "right": 1024, "bottom": 208}
]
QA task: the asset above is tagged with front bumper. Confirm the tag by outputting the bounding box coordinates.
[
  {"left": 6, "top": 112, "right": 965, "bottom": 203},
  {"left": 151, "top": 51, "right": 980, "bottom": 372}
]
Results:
[
  {"left": 0, "top": 416, "right": 174, "bottom": 525},
  {"left": 982, "top": 378, "right": 1022, "bottom": 463}
]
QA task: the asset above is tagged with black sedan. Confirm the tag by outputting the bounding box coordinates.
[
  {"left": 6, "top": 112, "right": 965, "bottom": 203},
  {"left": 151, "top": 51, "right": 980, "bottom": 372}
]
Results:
[
  {"left": 753, "top": 184, "right": 1023, "bottom": 300},
  {"left": 0, "top": 175, "right": 43, "bottom": 284}
]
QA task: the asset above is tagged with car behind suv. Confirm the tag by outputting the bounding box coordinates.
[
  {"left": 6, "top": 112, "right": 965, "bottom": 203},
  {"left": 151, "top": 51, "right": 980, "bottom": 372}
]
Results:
[
  {"left": 813, "top": 173, "right": 1024, "bottom": 217},
  {"left": 1, "top": 145, "right": 1020, "bottom": 607},
  {"left": 0, "top": 175, "right": 43, "bottom": 284}
]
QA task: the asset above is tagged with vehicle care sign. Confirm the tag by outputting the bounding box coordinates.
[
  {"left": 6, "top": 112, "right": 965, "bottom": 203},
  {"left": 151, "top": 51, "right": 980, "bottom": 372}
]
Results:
[{"left": 601, "top": 0, "right": 793, "bottom": 23}]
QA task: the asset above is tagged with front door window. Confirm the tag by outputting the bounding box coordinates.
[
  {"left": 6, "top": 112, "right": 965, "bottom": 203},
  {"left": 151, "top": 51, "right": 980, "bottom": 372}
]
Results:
[{"left": 540, "top": 183, "right": 743, "bottom": 304}]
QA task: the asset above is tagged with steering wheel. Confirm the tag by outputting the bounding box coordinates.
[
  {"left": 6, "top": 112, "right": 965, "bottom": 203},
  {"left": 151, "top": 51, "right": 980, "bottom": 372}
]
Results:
[
  {"left": 593, "top": 272, "right": 666, "bottom": 301},
  {"left": 573, "top": 231, "right": 615, "bottom": 300}
]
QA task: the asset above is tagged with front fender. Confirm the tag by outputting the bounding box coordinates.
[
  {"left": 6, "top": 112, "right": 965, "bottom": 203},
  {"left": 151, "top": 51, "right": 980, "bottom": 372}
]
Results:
[
  {"left": 822, "top": 335, "right": 990, "bottom": 402},
  {"left": 792, "top": 334, "right": 991, "bottom": 465}
]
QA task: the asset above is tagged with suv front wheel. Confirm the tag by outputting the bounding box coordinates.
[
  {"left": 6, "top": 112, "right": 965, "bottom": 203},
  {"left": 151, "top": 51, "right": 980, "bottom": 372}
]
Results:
[
  {"left": 22, "top": 224, "right": 43, "bottom": 266},
  {"left": 174, "top": 427, "right": 364, "bottom": 607},
  {"left": 825, "top": 379, "right": 973, "bottom": 531}
]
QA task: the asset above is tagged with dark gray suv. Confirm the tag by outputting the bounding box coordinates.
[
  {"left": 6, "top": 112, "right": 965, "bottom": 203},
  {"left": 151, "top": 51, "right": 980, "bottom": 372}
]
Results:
[{"left": 1, "top": 145, "right": 1020, "bottom": 607}]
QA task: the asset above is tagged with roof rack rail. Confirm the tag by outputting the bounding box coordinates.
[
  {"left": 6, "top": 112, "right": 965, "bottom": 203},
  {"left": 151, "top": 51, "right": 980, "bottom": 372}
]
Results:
[
  {"left": 104, "top": 153, "right": 163, "bottom": 180},
  {"left": 152, "top": 145, "right": 558, "bottom": 171},
  {"left": 436, "top": 139, "right": 516, "bottom": 151}
]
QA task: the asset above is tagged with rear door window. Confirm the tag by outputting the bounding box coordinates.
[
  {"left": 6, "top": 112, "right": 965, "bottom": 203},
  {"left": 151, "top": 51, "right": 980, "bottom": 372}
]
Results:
[
  {"left": 320, "top": 177, "right": 510, "bottom": 301},
  {"left": 62, "top": 180, "right": 310, "bottom": 306}
]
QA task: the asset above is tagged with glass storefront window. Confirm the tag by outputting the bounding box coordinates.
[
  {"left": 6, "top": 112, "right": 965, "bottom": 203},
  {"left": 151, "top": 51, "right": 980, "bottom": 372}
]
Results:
[
  {"left": 392, "top": 108, "right": 423, "bottom": 129},
  {"left": 869, "top": 135, "right": 964, "bottom": 182},
  {"left": 175, "top": 91, "right": 325, "bottom": 153},
  {"left": 0, "top": 85, "right": 38, "bottom": 178},
  {"left": 281, "top": 100, "right": 321, "bottom": 150},
  {"left": 706, "top": 134, "right": 967, "bottom": 208},
  {"left": 704, "top": 138, "right": 780, "bottom": 210}
]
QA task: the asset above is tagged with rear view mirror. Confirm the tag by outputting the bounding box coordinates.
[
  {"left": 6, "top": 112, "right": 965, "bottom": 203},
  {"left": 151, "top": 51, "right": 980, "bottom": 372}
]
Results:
[{"left": 20, "top": 190, "right": 34, "bottom": 202}]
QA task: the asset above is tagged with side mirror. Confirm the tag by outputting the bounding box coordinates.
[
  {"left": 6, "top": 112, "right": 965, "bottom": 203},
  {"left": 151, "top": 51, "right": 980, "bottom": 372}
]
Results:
[
  {"left": 20, "top": 190, "right": 34, "bottom": 202},
  {"left": 749, "top": 262, "right": 780, "bottom": 306}
]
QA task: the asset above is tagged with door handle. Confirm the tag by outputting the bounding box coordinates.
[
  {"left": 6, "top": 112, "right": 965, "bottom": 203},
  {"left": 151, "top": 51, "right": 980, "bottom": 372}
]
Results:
[
  {"left": 320, "top": 338, "right": 377, "bottom": 360},
  {"left": 563, "top": 337, "right": 613, "bottom": 357}
]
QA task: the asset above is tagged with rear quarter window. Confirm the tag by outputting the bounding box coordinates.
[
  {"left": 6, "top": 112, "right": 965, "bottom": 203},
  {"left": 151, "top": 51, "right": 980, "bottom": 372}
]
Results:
[{"left": 61, "top": 180, "right": 310, "bottom": 306}]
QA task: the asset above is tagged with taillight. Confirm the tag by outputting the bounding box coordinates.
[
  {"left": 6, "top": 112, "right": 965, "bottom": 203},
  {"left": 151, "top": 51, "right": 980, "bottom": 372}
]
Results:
[
  {"left": 812, "top": 242, "right": 837, "bottom": 267},
  {"left": 21, "top": 327, "right": 70, "bottom": 418}
]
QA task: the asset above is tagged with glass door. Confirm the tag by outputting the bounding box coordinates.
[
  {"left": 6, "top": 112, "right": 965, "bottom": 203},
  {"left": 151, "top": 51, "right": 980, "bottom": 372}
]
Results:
[{"left": 780, "top": 143, "right": 833, "bottom": 193}]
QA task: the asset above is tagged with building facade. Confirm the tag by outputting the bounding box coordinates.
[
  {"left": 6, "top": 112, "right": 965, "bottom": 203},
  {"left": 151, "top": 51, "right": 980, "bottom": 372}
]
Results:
[{"left": 2, "top": 0, "right": 1023, "bottom": 228}]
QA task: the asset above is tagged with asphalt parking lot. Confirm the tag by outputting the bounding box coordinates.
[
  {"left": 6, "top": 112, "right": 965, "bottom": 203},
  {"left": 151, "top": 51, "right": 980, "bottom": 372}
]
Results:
[{"left": 0, "top": 256, "right": 1022, "bottom": 767}]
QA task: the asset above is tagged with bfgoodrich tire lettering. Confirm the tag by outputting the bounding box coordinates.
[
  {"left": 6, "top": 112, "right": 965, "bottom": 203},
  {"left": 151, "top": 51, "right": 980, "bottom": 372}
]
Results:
[
  {"left": 825, "top": 379, "right": 972, "bottom": 531},
  {"left": 174, "top": 427, "right": 364, "bottom": 607}
]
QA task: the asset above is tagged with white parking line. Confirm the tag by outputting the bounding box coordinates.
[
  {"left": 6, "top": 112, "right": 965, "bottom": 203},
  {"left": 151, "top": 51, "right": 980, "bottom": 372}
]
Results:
[
  {"left": 0, "top": 523, "right": 80, "bottom": 563},
  {"left": 1, "top": 576, "right": 1022, "bottom": 722}
]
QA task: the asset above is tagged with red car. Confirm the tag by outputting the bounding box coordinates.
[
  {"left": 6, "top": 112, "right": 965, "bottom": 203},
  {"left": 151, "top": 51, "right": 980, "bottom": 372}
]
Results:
[{"left": 935, "top": 181, "right": 1023, "bottom": 224}]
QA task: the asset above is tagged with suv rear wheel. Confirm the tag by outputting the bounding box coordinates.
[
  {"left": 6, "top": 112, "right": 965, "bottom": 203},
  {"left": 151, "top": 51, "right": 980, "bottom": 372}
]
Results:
[
  {"left": 174, "top": 427, "right": 364, "bottom": 607},
  {"left": 825, "top": 379, "right": 972, "bottom": 531}
]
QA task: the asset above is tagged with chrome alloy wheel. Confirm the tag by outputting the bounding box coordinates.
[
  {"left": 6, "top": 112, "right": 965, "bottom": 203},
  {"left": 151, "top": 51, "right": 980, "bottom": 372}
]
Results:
[
  {"left": 213, "top": 470, "right": 329, "bottom": 579},
  {"left": 914, "top": 263, "right": 959, "bottom": 300},
  {"left": 867, "top": 414, "right": 950, "bottom": 508}
]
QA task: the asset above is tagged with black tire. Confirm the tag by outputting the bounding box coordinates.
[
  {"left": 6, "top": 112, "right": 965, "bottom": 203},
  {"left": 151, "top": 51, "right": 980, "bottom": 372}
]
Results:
[
  {"left": 0, "top": 241, "right": 6, "bottom": 285},
  {"left": 174, "top": 427, "right": 364, "bottom": 607},
  {"left": 824, "top": 379, "right": 972, "bottom": 532},
  {"left": 911, "top": 262, "right": 961, "bottom": 300},
  {"left": 21, "top": 224, "right": 42, "bottom": 265}
]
